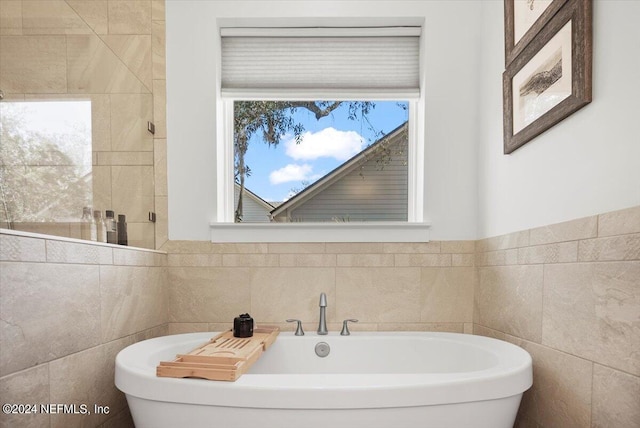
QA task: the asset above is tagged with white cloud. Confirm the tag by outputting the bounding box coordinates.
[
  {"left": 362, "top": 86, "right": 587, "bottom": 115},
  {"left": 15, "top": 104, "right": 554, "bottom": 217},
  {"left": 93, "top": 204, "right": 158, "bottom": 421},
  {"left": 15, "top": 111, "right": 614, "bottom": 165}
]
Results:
[
  {"left": 269, "top": 163, "right": 313, "bottom": 185},
  {"left": 285, "top": 127, "right": 365, "bottom": 161}
]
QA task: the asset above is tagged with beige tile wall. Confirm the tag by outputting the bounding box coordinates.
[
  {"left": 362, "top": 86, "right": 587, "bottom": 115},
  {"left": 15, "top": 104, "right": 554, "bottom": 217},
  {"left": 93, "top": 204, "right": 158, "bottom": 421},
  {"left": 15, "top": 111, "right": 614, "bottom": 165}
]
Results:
[
  {"left": 162, "top": 240, "right": 477, "bottom": 335},
  {"left": 1, "top": 206, "right": 637, "bottom": 428},
  {"left": 0, "top": 0, "right": 168, "bottom": 250},
  {"left": 475, "top": 205, "right": 640, "bottom": 428},
  {"left": 0, "top": 230, "right": 168, "bottom": 428}
]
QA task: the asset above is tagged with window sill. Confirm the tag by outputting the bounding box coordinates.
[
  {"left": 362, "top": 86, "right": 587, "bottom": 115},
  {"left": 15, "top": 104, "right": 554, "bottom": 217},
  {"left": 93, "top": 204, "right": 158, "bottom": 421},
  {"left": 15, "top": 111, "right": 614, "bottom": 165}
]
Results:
[{"left": 209, "top": 222, "right": 431, "bottom": 243}]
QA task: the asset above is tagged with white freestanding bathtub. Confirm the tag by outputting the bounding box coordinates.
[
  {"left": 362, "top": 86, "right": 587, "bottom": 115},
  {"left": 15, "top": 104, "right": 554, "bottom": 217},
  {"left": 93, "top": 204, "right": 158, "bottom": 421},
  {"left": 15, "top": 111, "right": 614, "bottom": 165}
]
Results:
[{"left": 115, "top": 331, "right": 532, "bottom": 428}]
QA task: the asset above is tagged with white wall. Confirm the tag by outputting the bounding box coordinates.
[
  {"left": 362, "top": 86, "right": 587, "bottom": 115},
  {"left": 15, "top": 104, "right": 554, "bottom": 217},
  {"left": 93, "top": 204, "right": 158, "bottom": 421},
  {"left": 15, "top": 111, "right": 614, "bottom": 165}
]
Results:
[
  {"left": 477, "top": 0, "right": 640, "bottom": 238},
  {"left": 167, "top": 0, "right": 639, "bottom": 242},
  {"left": 166, "top": 0, "right": 481, "bottom": 241},
  {"left": 165, "top": 1, "right": 218, "bottom": 240}
]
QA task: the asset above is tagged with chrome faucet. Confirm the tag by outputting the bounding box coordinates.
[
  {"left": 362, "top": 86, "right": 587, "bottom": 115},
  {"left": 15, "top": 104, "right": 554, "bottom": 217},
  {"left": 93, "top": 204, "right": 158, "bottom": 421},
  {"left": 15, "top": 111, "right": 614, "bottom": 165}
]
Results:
[
  {"left": 317, "top": 292, "right": 328, "bottom": 335},
  {"left": 286, "top": 319, "right": 305, "bottom": 336},
  {"left": 340, "top": 319, "right": 358, "bottom": 336}
]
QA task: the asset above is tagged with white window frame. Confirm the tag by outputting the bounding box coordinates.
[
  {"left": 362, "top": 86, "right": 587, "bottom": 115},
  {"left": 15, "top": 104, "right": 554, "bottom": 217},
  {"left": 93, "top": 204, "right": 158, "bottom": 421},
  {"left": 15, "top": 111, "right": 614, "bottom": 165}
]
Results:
[{"left": 212, "top": 27, "right": 430, "bottom": 243}]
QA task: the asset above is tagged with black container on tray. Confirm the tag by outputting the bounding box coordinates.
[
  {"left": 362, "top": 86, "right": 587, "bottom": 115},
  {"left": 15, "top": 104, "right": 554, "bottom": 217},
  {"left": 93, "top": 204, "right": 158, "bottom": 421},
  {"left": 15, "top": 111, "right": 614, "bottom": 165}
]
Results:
[{"left": 233, "top": 313, "right": 254, "bottom": 338}]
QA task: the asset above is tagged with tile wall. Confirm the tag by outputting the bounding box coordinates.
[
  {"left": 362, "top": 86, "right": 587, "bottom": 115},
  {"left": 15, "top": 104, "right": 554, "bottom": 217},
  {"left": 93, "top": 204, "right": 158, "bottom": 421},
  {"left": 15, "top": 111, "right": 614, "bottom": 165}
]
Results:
[
  {"left": 0, "top": 0, "right": 168, "bottom": 249},
  {"left": 475, "top": 205, "right": 640, "bottom": 428},
  {"left": 0, "top": 230, "right": 167, "bottom": 428},
  {"left": 1, "top": 205, "right": 638, "bottom": 428},
  {"left": 162, "top": 240, "right": 477, "bottom": 335}
]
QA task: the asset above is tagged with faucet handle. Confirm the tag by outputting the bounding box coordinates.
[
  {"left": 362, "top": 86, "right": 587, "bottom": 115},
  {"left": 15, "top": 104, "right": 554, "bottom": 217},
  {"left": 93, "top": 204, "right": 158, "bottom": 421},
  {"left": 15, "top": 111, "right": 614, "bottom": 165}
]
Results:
[
  {"left": 286, "top": 319, "right": 305, "bottom": 336},
  {"left": 340, "top": 319, "right": 359, "bottom": 336}
]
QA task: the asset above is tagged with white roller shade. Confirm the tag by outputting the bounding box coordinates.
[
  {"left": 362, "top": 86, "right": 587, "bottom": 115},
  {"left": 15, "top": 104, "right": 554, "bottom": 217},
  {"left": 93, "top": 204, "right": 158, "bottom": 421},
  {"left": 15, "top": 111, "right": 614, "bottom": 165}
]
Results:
[{"left": 220, "top": 27, "right": 421, "bottom": 99}]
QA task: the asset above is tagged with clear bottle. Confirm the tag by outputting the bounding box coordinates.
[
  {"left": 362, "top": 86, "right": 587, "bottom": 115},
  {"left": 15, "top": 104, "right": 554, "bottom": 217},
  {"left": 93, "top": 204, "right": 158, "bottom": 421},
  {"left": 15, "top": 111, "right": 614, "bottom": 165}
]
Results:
[
  {"left": 80, "top": 206, "right": 97, "bottom": 241},
  {"left": 105, "top": 210, "right": 118, "bottom": 244},
  {"left": 94, "top": 210, "right": 107, "bottom": 243}
]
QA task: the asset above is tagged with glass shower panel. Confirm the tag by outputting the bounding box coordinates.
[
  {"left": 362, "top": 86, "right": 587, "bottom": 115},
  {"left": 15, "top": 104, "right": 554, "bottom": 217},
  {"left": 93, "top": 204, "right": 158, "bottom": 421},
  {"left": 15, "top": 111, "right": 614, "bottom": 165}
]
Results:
[{"left": 0, "top": 100, "right": 92, "bottom": 235}]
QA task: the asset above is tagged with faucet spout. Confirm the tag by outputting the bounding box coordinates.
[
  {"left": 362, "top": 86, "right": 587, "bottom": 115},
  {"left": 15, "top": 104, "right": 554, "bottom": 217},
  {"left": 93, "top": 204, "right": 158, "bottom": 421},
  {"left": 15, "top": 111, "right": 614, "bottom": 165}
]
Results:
[{"left": 317, "top": 292, "right": 328, "bottom": 335}]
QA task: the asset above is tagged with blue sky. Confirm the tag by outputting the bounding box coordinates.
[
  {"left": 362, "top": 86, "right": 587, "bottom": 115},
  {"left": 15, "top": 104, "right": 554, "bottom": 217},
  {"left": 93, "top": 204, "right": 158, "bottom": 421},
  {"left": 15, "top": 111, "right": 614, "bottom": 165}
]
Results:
[{"left": 241, "top": 101, "right": 409, "bottom": 203}]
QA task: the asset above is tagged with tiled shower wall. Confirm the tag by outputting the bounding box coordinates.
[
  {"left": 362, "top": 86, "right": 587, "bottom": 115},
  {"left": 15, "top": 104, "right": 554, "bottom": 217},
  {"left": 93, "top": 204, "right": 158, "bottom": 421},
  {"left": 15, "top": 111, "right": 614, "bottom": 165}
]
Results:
[
  {"left": 0, "top": 0, "right": 168, "bottom": 249},
  {"left": 475, "top": 205, "right": 640, "bottom": 428},
  {"left": 0, "top": 231, "right": 167, "bottom": 428}
]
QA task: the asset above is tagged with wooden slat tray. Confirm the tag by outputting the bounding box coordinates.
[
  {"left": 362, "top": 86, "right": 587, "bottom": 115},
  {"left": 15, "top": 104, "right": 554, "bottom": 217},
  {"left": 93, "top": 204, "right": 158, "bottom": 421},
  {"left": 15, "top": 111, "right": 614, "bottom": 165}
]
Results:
[{"left": 157, "top": 327, "right": 279, "bottom": 381}]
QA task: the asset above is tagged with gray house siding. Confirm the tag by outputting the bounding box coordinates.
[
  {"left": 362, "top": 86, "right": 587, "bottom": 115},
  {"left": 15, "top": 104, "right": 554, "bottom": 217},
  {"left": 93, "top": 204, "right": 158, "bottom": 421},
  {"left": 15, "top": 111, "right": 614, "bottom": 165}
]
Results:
[
  {"left": 234, "top": 185, "right": 272, "bottom": 222},
  {"left": 277, "top": 135, "right": 408, "bottom": 222}
]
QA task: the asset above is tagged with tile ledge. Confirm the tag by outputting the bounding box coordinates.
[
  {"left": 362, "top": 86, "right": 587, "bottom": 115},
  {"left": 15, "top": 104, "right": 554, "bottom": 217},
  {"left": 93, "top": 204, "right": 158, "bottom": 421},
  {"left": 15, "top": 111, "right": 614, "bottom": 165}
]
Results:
[{"left": 0, "top": 228, "right": 166, "bottom": 254}]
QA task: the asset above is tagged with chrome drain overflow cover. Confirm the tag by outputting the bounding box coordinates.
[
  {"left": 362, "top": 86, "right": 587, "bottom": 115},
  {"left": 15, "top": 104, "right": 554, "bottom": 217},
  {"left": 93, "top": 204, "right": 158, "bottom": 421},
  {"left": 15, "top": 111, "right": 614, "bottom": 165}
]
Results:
[{"left": 315, "top": 341, "right": 330, "bottom": 358}]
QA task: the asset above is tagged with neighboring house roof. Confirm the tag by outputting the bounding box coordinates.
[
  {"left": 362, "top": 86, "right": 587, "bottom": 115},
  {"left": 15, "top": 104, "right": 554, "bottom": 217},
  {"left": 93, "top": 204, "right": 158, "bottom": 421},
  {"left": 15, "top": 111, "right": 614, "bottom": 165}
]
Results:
[
  {"left": 235, "top": 183, "right": 274, "bottom": 211},
  {"left": 270, "top": 121, "right": 408, "bottom": 220},
  {"left": 234, "top": 183, "right": 275, "bottom": 222}
]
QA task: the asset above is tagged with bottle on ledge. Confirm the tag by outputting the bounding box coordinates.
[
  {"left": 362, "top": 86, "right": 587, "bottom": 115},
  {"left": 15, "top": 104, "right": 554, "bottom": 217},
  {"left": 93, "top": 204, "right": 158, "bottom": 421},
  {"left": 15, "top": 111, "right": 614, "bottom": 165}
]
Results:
[
  {"left": 81, "top": 206, "right": 97, "bottom": 241},
  {"left": 105, "top": 210, "right": 117, "bottom": 244},
  {"left": 93, "top": 210, "right": 107, "bottom": 243},
  {"left": 117, "top": 214, "right": 128, "bottom": 246}
]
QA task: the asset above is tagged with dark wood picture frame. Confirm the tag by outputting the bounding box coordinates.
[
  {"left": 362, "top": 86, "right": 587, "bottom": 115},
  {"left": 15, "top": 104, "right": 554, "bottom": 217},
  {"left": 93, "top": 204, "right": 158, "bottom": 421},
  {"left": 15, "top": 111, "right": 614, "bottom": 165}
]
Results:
[
  {"left": 503, "top": 0, "right": 592, "bottom": 154},
  {"left": 504, "top": 0, "right": 568, "bottom": 66}
]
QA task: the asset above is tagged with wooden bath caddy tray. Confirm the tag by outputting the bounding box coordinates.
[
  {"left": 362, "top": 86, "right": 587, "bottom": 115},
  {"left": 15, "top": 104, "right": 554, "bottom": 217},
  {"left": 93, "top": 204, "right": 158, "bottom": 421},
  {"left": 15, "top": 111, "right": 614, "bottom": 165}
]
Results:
[{"left": 156, "top": 327, "right": 279, "bottom": 382}]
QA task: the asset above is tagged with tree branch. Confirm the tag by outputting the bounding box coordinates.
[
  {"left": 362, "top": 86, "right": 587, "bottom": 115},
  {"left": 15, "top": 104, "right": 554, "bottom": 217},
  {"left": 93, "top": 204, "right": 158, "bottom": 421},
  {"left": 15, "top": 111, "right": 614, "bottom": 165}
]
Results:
[{"left": 289, "top": 101, "right": 342, "bottom": 120}]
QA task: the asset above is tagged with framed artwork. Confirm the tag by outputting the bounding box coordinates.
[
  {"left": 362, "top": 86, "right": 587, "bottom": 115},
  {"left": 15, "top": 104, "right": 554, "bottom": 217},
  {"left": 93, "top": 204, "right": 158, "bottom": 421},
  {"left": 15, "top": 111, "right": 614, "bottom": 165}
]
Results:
[
  {"left": 504, "top": 0, "right": 568, "bottom": 66},
  {"left": 503, "top": 0, "right": 592, "bottom": 154}
]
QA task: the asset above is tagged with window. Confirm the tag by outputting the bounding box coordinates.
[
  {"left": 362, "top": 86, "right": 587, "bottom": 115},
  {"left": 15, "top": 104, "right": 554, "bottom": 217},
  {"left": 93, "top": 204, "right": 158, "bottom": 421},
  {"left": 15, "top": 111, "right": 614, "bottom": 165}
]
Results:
[
  {"left": 233, "top": 100, "right": 410, "bottom": 223},
  {"left": 0, "top": 100, "right": 92, "bottom": 228},
  {"left": 213, "top": 26, "right": 428, "bottom": 242}
]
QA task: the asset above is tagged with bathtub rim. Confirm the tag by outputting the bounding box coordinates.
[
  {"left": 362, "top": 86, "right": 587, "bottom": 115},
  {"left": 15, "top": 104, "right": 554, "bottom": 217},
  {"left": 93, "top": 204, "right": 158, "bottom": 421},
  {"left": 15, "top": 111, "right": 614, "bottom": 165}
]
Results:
[{"left": 115, "top": 331, "right": 532, "bottom": 410}]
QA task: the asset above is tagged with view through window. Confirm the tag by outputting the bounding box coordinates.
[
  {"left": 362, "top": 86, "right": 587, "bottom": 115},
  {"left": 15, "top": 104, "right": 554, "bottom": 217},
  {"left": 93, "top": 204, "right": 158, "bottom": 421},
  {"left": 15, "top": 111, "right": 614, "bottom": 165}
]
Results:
[
  {"left": 0, "top": 100, "right": 92, "bottom": 227},
  {"left": 233, "top": 101, "right": 409, "bottom": 223}
]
